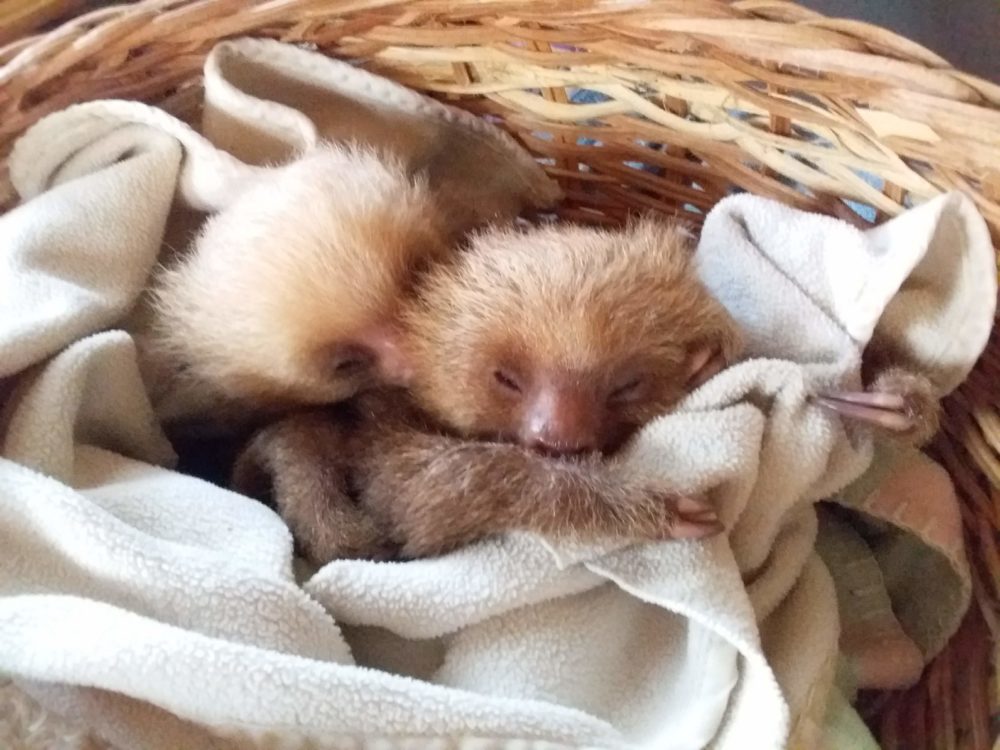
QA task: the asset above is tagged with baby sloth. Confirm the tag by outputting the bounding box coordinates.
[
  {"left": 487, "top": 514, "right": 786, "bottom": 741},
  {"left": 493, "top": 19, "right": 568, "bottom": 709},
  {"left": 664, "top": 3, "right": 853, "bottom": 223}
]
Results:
[
  {"left": 142, "top": 144, "right": 449, "bottom": 435},
  {"left": 232, "top": 219, "right": 742, "bottom": 562}
]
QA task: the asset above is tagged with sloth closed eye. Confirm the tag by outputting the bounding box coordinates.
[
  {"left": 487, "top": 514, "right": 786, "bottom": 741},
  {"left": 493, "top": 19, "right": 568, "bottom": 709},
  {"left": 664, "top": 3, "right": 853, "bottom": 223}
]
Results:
[
  {"left": 335, "top": 359, "right": 369, "bottom": 374},
  {"left": 608, "top": 378, "right": 642, "bottom": 402},
  {"left": 331, "top": 346, "right": 374, "bottom": 375},
  {"left": 493, "top": 369, "right": 522, "bottom": 393}
]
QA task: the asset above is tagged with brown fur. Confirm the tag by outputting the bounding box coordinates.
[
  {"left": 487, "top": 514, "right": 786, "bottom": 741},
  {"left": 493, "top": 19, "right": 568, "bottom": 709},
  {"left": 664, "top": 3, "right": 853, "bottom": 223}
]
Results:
[
  {"left": 232, "top": 390, "right": 720, "bottom": 561},
  {"left": 233, "top": 219, "right": 739, "bottom": 562},
  {"left": 868, "top": 367, "right": 941, "bottom": 446},
  {"left": 861, "top": 340, "right": 942, "bottom": 446},
  {"left": 144, "top": 144, "right": 450, "bottom": 432}
]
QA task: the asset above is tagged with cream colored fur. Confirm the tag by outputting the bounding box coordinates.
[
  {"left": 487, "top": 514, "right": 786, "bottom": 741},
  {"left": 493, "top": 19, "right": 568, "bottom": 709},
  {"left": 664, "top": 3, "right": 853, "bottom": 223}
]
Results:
[{"left": 145, "top": 144, "right": 447, "bottom": 427}]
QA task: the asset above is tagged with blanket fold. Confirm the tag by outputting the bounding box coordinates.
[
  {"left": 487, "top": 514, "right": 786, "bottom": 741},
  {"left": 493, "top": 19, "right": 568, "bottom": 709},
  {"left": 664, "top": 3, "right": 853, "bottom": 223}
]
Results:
[{"left": 0, "top": 37, "right": 995, "bottom": 750}]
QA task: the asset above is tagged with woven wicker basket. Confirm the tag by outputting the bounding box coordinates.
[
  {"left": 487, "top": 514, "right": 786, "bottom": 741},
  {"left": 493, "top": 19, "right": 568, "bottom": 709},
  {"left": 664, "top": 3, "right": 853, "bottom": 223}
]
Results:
[{"left": 1, "top": 1, "right": 998, "bottom": 748}]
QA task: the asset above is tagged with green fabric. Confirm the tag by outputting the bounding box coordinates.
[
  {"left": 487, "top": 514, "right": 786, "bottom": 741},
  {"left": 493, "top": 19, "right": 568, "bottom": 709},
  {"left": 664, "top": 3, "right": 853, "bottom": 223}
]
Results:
[{"left": 835, "top": 444, "right": 970, "bottom": 661}]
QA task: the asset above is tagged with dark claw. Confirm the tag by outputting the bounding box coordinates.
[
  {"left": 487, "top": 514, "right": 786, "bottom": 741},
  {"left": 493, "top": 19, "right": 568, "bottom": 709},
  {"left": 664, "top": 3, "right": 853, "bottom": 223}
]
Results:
[{"left": 814, "top": 392, "right": 914, "bottom": 432}]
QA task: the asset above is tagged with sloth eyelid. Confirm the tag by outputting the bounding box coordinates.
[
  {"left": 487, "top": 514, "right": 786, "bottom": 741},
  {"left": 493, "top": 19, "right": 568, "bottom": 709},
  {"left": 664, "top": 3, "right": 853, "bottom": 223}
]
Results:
[
  {"left": 493, "top": 369, "right": 522, "bottom": 393},
  {"left": 609, "top": 377, "right": 642, "bottom": 401}
]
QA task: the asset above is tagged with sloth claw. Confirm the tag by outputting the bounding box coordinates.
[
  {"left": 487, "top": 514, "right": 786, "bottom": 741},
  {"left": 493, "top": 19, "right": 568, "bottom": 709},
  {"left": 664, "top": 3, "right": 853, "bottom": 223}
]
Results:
[
  {"left": 814, "top": 368, "right": 940, "bottom": 446},
  {"left": 814, "top": 392, "right": 915, "bottom": 432},
  {"left": 667, "top": 495, "right": 725, "bottom": 539}
]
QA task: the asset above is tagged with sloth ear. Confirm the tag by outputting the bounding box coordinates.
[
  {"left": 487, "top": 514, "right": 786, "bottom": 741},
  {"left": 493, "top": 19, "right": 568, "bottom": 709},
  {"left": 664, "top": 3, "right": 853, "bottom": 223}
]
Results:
[
  {"left": 683, "top": 310, "right": 743, "bottom": 390},
  {"left": 684, "top": 343, "right": 723, "bottom": 389},
  {"left": 355, "top": 324, "right": 413, "bottom": 386},
  {"left": 323, "top": 324, "right": 413, "bottom": 388}
]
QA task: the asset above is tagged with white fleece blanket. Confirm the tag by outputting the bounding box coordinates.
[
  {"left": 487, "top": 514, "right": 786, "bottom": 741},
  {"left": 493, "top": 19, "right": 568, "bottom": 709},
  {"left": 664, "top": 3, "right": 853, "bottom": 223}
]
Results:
[{"left": 0, "top": 38, "right": 996, "bottom": 750}]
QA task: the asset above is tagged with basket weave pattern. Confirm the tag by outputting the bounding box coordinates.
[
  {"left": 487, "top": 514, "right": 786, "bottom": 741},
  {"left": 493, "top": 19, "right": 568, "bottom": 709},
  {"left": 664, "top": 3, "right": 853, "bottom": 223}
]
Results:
[{"left": 1, "top": 2, "right": 998, "bottom": 748}]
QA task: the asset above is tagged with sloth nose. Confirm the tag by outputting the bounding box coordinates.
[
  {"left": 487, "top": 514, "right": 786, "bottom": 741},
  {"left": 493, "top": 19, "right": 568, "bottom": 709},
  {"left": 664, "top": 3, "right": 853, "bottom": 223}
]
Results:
[{"left": 524, "top": 384, "right": 600, "bottom": 457}]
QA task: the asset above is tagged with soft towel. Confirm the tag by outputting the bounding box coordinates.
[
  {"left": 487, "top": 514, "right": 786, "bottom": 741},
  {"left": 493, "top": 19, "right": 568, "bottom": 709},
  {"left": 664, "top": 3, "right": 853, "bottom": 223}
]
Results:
[{"left": 1, "top": 38, "right": 996, "bottom": 750}]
